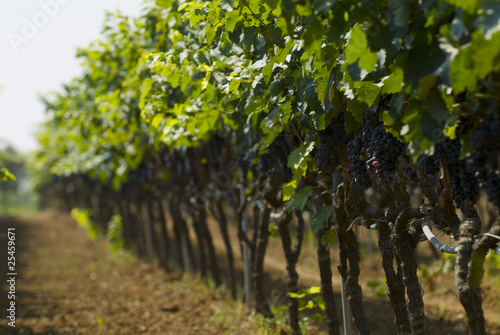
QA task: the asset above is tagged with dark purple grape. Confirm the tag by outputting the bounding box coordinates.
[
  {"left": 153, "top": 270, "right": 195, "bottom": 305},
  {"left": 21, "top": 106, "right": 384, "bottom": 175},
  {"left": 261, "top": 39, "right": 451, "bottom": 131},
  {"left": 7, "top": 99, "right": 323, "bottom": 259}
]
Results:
[
  {"left": 418, "top": 155, "right": 440, "bottom": 176},
  {"left": 347, "top": 132, "right": 372, "bottom": 189},
  {"left": 451, "top": 164, "right": 479, "bottom": 209},
  {"left": 268, "top": 136, "right": 292, "bottom": 182},
  {"left": 315, "top": 113, "right": 346, "bottom": 176},
  {"left": 465, "top": 120, "right": 500, "bottom": 208},
  {"left": 365, "top": 124, "right": 406, "bottom": 183},
  {"left": 435, "top": 138, "right": 479, "bottom": 208},
  {"left": 434, "top": 138, "right": 460, "bottom": 164},
  {"left": 258, "top": 153, "right": 274, "bottom": 176}
]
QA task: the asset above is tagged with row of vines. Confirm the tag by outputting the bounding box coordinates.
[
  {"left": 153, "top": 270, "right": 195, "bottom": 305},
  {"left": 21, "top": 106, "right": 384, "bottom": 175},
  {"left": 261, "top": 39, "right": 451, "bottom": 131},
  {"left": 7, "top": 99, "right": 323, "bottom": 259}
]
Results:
[{"left": 33, "top": 0, "right": 500, "bottom": 334}]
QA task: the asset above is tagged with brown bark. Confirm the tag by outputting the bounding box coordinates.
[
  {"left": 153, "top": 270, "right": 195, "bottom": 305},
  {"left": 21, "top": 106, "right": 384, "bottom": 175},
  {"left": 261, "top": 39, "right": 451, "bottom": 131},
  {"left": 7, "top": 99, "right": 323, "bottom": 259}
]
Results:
[
  {"left": 455, "top": 210, "right": 486, "bottom": 335},
  {"left": 337, "top": 184, "right": 370, "bottom": 335},
  {"left": 198, "top": 206, "right": 221, "bottom": 286},
  {"left": 393, "top": 208, "right": 426, "bottom": 335},
  {"left": 192, "top": 211, "right": 208, "bottom": 278},
  {"left": 169, "top": 196, "right": 196, "bottom": 272},
  {"left": 156, "top": 198, "right": 172, "bottom": 272},
  {"left": 278, "top": 211, "right": 306, "bottom": 335},
  {"left": 315, "top": 226, "right": 340, "bottom": 335},
  {"left": 119, "top": 195, "right": 133, "bottom": 250},
  {"left": 130, "top": 199, "right": 147, "bottom": 259},
  {"left": 146, "top": 196, "right": 164, "bottom": 265},
  {"left": 377, "top": 220, "right": 411, "bottom": 335},
  {"left": 214, "top": 198, "right": 236, "bottom": 299},
  {"left": 252, "top": 203, "right": 273, "bottom": 318}
]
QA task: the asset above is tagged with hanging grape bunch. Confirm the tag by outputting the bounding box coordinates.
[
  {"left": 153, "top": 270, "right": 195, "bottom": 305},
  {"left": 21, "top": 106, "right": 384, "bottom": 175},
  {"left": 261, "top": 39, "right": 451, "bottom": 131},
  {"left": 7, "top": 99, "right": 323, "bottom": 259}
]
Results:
[
  {"left": 346, "top": 112, "right": 376, "bottom": 189},
  {"left": 268, "top": 135, "right": 293, "bottom": 182},
  {"left": 466, "top": 119, "right": 500, "bottom": 209},
  {"left": 347, "top": 110, "right": 406, "bottom": 188},
  {"left": 258, "top": 153, "right": 275, "bottom": 176},
  {"left": 435, "top": 138, "right": 479, "bottom": 209},
  {"left": 316, "top": 112, "right": 346, "bottom": 176},
  {"left": 418, "top": 155, "right": 440, "bottom": 176},
  {"left": 347, "top": 131, "right": 371, "bottom": 189},
  {"left": 365, "top": 124, "right": 407, "bottom": 184}
]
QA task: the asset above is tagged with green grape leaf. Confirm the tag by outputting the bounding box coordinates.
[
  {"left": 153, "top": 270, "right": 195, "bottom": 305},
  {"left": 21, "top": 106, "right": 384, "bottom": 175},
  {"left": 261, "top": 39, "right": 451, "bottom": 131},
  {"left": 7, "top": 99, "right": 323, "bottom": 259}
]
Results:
[
  {"left": 311, "top": 313, "right": 323, "bottom": 323},
  {"left": 381, "top": 67, "right": 404, "bottom": 94},
  {"left": 289, "top": 290, "right": 306, "bottom": 299},
  {"left": 270, "top": 78, "right": 286, "bottom": 95},
  {"left": 311, "top": 205, "right": 334, "bottom": 232},
  {"left": 447, "top": 0, "right": 478, "bottom": 14},
  {"left": 287, "top": 141, "right": 315, "bottom": 170},
  {"left": 354, "top": 81, "right": 381, "bottom": 106},
  {"left": 307, "top": 286, "right": 321, "bottom": 294},
  {"left": 0, "top": 167, "right": 16, "bottom": 181},
  {"left": 345, "top": 26, "right": 377, "bottom": 72},
  {"left": 286, "top": 186, "right": 313, "bottom": 212},
  {"left": 298, "top": 300, "right": 315, "bottom": 311},
  {"left": 473, "top": 31, "right": 500, "bottom": 78},
  {"left": 313, "top": 295, "right": 325, "bottom": 310},
  {"left": 449, "top": 44, "right": 476, "bottom": 93},
  {"left": 282, "top": 176, "right": 300, "bottom": 201}
]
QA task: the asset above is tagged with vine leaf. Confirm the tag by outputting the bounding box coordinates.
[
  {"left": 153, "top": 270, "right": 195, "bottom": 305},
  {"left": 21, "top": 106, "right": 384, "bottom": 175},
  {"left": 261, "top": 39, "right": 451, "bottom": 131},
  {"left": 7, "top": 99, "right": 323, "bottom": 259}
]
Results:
[
  {"left": 0, "top": 167, "right": 15, "bottom": 182},
  {"left": 286, "top": 186, "right": 313, "bottom": 212},
  {"left": 288, "top": 141, "right": 315, "bottom": 170},
  {"left": 345, "top": 25, "right": 377, "bottom": 72},
  {"left": 447, "top": 0, "right": 479, "bottom": 14},
  {"left": 311, "top": 205, "right": 335, "bottom": 232},
  {"left": 381, "top": 67, "right": 404, "bottom": 94},
  {"left": 354, "top": 81, "right": 381, "bottom": 106}
]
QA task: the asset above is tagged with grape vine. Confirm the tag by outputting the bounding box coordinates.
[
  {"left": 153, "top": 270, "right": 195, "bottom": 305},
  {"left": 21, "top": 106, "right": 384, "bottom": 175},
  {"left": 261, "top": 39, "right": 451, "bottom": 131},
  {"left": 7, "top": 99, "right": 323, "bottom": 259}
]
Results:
[{"left": 31, "top": 1, "right": 500, "bottom": 334}]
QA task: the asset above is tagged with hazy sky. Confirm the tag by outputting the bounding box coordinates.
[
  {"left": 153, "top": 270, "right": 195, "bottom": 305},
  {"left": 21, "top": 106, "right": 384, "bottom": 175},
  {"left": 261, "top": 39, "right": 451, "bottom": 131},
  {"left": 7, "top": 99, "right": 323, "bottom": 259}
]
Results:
[{"left": 0, "top": 0, "right": 144, "bottom": 153}]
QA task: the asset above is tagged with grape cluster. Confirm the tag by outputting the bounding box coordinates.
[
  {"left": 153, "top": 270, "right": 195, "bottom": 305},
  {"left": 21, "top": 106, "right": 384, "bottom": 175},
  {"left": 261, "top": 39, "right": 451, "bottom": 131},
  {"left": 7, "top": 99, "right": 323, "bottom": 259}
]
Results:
[
  {"left": 469, "top": 119, "right": 500, "bottom": 163},
  {"left": 363, "top": 109, "right": 379, "bottom": 129},
  {"left": 435, "top": 138, "right": 479, "bottom": 209},
  {"left": 346, "top": 111, "right": 379, "bottom": 189},
  {"left": 456, "top": 114, "right": 473, "bottom": 136},
  {"left": 329, "top": 112, "right": 348, "bottom": 144},
  {"left": 268, "top": 135, "right": 292, "bottom": 182},
  {"left": 434, "top": 138, "right": 461, "bottom": 164},
  {"left": 347, "top": 110, "right": 407, "bottom": 187},
  {"left": 346, "top": 114, "right": 374, "bottom": 190},
  {"left": 365, "top": 124, "right": 407, "bottom": 182},
  {"left": 258, "top": 153, "right": 275, "bottom": 176},
  {"left": 466, "top": 120, "right": 500, "bottom": 208},
  {"left": 315, "top": 113, "right": 346, "bottom": 175},
  {"left": 481, "top": 170, "right": 500, "bottom": 208},
  {"left": 418, "top": 155, "right": 440, "bottom": 176},
  {"left": 450, "top": 164, "right": 479, "bottom": 209},
  {"left": 347, "top": 132, "right": 372, "bottom": 189}
]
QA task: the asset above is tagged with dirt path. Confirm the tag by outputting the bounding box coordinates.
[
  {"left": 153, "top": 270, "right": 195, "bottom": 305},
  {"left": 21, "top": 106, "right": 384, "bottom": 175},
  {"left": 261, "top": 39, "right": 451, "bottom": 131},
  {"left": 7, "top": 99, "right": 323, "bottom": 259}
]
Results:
[
  {"left": 0, "top": 210, "right": 499, "bottom": 335},
  {"left": 0, "top": 210, "right": 231, "bottom": 335}
]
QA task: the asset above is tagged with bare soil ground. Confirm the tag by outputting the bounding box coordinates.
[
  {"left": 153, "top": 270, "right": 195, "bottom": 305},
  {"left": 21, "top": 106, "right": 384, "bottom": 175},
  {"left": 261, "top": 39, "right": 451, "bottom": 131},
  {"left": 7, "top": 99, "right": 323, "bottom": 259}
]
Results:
[
  {"left": 0, "top": 210, "right": 499, "bottom": 334},
  {"left": 0, "top": 211, "right": 237, "bottom": 335}
]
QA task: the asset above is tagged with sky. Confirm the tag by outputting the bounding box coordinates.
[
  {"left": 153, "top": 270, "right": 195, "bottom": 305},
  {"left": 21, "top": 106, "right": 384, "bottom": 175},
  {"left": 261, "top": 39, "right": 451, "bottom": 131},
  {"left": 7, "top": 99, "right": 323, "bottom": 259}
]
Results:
[{"left": 0, "top": 0, "right": 145, "bottom": 153}]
